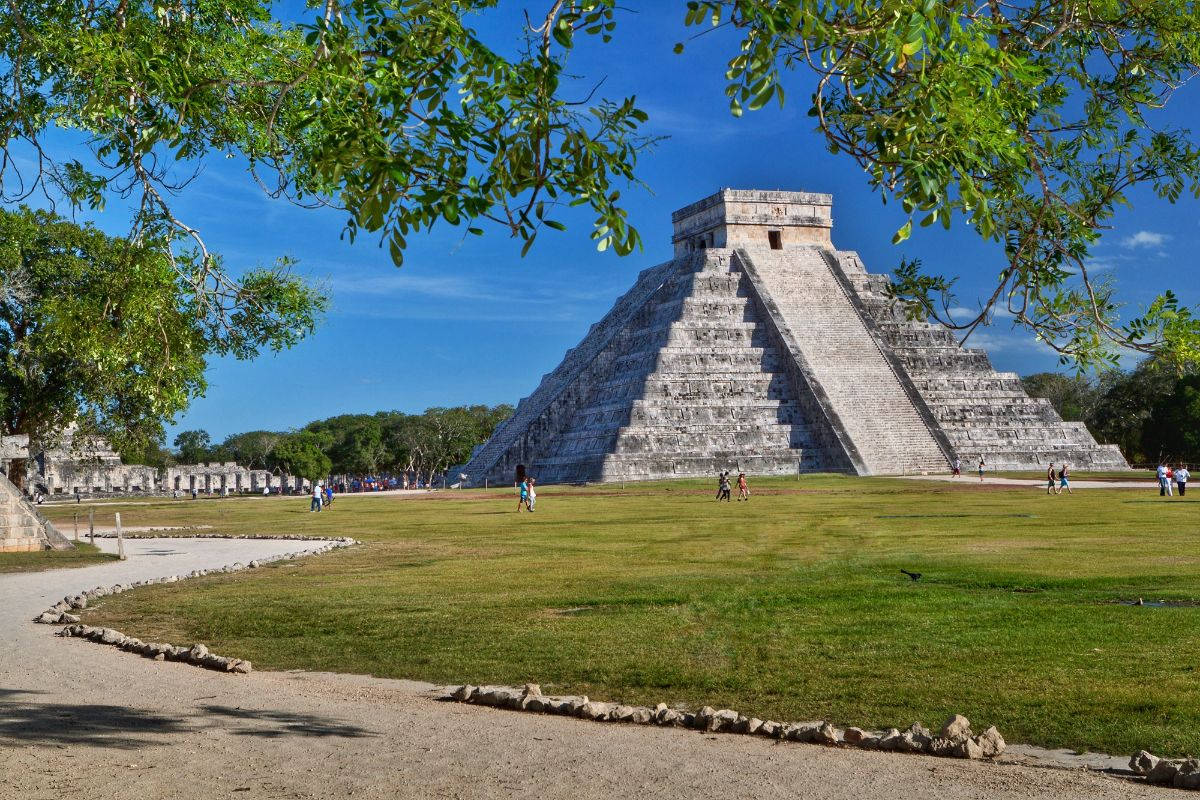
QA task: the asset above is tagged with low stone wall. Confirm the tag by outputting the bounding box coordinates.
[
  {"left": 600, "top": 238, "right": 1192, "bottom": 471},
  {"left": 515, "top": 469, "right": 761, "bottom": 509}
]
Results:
[
  {"left": 447, "top": 683, "right": 1006, "bottom": 761},
  {"left": 31, "top": 535, "right": 358, "bottom": 674}
]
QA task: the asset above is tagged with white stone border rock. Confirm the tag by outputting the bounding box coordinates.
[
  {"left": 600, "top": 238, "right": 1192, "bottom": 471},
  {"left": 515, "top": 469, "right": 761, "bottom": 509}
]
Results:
[
  {"left": 30, "top": 535, "right": 359, "bottom": 676},
  {"left": 1130, "top": 750, "right": 1200, "bottom": 789},
  {"left": 447, "top": 684, "right": 1006, "bottom": 761}
]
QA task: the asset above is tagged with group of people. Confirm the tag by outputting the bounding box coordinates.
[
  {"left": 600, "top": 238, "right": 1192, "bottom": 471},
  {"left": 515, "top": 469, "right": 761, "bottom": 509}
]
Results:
[
  {"left": 715, "top": 471, "right": 750, "bottom": 501},
  {"left": 1045, "top": 462, "right": 1072, "bottom": 495},
  {"left": 516, "top": 476, "right": 537, "bottom": 511},
  {"left": 1157, "top": 463, "right": 1190, "bottom": 496},
  {"left": 310, "top": 482, "right": 335, "bottom": 512},
  {"left": 950, "top": 457, "right": 988, "bottom": 481}
]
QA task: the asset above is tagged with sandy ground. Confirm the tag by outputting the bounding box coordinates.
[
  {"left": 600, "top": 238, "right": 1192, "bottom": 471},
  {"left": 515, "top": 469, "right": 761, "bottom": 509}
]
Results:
[
  {"left": 0, "top": 538, "right": 1174, "bottom": 800},
  {"left": 902, "top": 474, "right": 1159, "bottom": 489}
]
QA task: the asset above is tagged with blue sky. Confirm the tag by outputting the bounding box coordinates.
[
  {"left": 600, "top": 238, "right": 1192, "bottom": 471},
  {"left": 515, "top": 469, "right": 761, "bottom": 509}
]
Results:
[{"left": 18, "top": 7, "right": 1200, "bottom": 442}]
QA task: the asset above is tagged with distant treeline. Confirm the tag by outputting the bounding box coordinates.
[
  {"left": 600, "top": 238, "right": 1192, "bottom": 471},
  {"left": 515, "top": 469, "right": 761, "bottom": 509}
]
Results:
[
  {"left": 126, "top": 405, "right": 513, "bottom": 482},
  {"left": 1023, "top": 359, "right": 1200, "bottom": 465}
]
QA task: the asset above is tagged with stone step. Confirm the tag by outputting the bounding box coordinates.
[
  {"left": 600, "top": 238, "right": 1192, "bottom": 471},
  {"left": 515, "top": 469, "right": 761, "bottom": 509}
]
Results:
[
  {"left": 0, "top": 536, "right": 46, "bottom": 552},
  {"left": 738, "top": 246, "right": 948, "bottom": 474}
]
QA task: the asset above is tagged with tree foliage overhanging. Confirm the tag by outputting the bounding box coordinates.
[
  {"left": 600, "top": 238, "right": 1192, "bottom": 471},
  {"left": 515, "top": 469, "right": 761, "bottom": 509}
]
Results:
[
  {"left": 0, "top": 206, "right": 323, "bottom": 488},
  {"left": 169, "top": 403, "right": 512, "bottom": 482},
  {"left": 3, "top": 1, "right": 1199, "bottom": 371}
]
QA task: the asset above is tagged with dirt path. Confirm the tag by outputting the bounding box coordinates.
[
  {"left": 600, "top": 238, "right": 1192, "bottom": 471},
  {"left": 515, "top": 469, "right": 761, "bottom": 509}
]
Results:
[
  {"left": 0, "top": 539, "right": 1171, "bottom": 800},
  {"left": 902, "top": 474, "right": 1158, "bottom": 490}
]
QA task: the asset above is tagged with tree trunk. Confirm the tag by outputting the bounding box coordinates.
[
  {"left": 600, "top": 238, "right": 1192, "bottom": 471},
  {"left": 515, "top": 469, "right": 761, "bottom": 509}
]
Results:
[{"left": 7, "top": 457, "right": 26, "bottom": 492}]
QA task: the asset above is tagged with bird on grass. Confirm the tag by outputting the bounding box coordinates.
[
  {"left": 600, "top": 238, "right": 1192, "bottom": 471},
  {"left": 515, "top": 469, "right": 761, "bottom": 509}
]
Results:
[{"left": 900, "top": 569, "right": 922, "bottom": 581}]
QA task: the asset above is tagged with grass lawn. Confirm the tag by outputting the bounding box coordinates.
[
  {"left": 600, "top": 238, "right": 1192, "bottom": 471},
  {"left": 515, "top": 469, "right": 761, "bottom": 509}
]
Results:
[
  {"left": 46, "top": 476, "right": 1200, "bottom": 757},
  {"left": 0, "top": 541, "right": 117, "bottom": 573}
]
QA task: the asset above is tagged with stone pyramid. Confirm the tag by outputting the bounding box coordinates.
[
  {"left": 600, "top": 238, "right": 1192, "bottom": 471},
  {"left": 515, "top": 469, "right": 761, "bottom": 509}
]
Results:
[
  {"left": 0, "top": 472, "right": 72, "bottom": 552},
  {"left": 460, "top": 190, "right": 1128, "bottom": 485}
]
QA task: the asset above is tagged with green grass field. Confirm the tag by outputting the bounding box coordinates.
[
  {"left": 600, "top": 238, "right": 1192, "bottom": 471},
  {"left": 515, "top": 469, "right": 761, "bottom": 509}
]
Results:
[
  {"left": 43, "top": 475, "right": 1200, "bottom": 757},
  {"left": 0, "top": 541, "right": 116, "bottom": 573}
]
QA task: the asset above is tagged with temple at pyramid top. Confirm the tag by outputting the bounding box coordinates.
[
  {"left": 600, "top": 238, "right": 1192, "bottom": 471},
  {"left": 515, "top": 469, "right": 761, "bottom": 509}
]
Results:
[
  {"left": 457, "top": 189, "right": 1128, "bottom": 486},
  {"left": 672, "top": 189, "right": 834, "bottom": 254}
]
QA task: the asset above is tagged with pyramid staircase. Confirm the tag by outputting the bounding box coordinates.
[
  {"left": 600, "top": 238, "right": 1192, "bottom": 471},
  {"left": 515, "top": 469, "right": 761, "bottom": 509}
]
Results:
[
  {"left": 1, "top": 473, "right": 73, "bottom": 552},
  {"left": 840, "top": 257, "right": 1128, "bottom": 470}
]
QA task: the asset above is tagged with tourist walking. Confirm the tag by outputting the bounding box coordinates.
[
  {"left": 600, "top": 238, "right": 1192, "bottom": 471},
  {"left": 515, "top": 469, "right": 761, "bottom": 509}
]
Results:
[
  {"left": 1046, "top": 462, "right": 1055, "bottom": 495},
  {"left": 1157, "top": 463, "right": 1170, "bottom": 496},
  {"left": 977, "top": 456, "right": 986, "bottom": 482},
  {"left": 737, "top": 472, "right": 750, "bottom": 501},
  {"left": 517, "top": 478, "right": 529, "bottom": 512},
  {"left": 1178, "top": 464, "right": 1190, "bottom": 497},
  {"left": 310, "top": 483, "right": 323, "bottom": 512},
  {"left": 324, "top": 484, "right": 334, "bottom": 507},
  {"left": 1056, "top": 463, "right": 1072, "bottom": 495},
  {"left": 952, "top": 457, "right": 961, "bottom": 477},
  {"left": 717, "top": 471, "right": 732, "bottom": 502},
  {"left": 527, "top": 477, "right": 537, "bottom": 511}
]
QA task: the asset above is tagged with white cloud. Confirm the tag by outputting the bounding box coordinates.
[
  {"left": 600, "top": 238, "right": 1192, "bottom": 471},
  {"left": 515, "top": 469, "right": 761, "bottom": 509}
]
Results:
[
  {"left": 1121, "top": 230, "right": 1171, "bottom": 249},
  {"left": 948, "top": 305, "right": 1012, "bottom": 322}
]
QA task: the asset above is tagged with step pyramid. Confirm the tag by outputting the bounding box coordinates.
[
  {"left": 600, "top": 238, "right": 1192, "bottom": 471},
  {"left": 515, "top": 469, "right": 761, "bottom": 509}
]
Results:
[
  {"left": 460, "top": 189, "right": 1127, "bottom": 485},
  {"left": 0, "top": 472, "right": 72, "bottom": 551}
]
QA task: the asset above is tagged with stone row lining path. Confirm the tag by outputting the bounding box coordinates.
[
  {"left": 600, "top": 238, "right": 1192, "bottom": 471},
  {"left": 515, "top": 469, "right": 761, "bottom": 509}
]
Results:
[{"left": 0, "top": 537, "right": 1174, "bottom": 799}]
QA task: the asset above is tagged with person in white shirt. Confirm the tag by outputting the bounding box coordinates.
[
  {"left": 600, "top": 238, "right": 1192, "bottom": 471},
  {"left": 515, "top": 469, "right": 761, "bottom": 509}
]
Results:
[
  {"left": 1157, "top": 463, "right": 1170, "bottom": 497},
  {"left": 1177, "top": 464, "right": 1190, "bottom": 497},
  {"left": 311, "top": 483, "right": 323, "bottom": 512}
]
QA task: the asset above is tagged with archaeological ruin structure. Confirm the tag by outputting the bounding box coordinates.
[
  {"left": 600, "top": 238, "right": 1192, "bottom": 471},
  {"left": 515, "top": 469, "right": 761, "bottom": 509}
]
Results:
[{"left": 459, "top": 189, "right": 1128, "bottom": 485}]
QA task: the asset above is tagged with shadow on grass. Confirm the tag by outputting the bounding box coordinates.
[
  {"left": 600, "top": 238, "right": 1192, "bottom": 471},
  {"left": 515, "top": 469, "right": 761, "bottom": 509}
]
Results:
[{"left": 0, "top": 691, "right": 375, "bottom": 747}]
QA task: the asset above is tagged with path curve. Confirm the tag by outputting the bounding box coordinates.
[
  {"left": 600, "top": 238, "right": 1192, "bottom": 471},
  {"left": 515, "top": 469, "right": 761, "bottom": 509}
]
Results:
[{"left": 0, "top": 538, "right": 1173, "bottom": 799}]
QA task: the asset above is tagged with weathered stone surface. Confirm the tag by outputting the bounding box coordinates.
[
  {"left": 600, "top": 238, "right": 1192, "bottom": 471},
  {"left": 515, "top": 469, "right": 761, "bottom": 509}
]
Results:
[
  {"left": 476, "top": 687, "right": 521, "bottom": 708},
  {"left": 877, "top": 728, "right": 903, "bottom": 751},
  {"left": 758, "top": 721, "right": 782, "bottom": 738},
  {"left": 1147, "top": 759, "right": 1183, "bottom": 785},
  {"left": 580, "top": 701, "right": 615, "bottom": 721},
  {"left": 973, "top": 726, "right": 1006, "bottom": 759},
  {"left": 815, "top": 722, "right": 841, "bottom": 746},
  {"left": 783, "top": 722, "right": 822, "bottom": 743},
  {"left": 843, "top": 727, "right": 867, "bottom": 745},
  {"left": 1177, "top": 759, "right": 1200, "bottom": 790},
  {"left": 939, "top": 714, "right": 972, "bottom": 740},
  {"left": 1130, "top": 750, "right": 1160, "bottom": 776},
  {"left": 708, "top": 709, "right": 740, "bottom": 733}
]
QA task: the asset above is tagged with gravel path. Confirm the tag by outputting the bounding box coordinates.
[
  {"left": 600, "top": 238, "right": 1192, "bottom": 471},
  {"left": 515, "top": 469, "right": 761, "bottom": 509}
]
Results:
[
  {"left": 902, "top": 474, "right": 1156, "bottom": 489},
  {"left": 0, "top": 538, "right": 1173, "bottom": 799}
]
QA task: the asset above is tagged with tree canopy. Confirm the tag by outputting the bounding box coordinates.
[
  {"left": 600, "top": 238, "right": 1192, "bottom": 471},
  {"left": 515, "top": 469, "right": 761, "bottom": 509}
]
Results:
[
  {"left": 1023, "top": 359, "right": 1194, "bottom": 465},
  {"left": 166, "top": 404, "right": 512, "bottom": 482},
  {"left": 3, "top": 2, "right": 1198, "bottom": 370},
  {"left": 0, "top": 206, "right": 323, "bottom": 479}
]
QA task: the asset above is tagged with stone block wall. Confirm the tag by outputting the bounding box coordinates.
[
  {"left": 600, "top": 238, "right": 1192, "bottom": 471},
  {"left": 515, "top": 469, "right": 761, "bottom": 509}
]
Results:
[
  {"left": 839, "top": 253, "right": 1128, "bottom": 470},
  {"left": 0, "top": 473, "right": 72, "bottom": 552}
]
